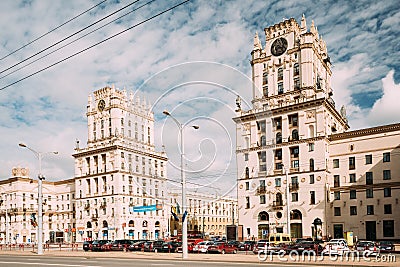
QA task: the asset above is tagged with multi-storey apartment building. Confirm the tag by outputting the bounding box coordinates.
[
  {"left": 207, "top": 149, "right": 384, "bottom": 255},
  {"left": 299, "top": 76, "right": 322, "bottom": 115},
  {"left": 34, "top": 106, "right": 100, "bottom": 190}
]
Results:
[
  {"left": 0, "top": 167, "right": 75, "bottom": 244},
  {"left": 234, "top": 16, "right": 399, "bottom": 241},
  {"left": 168, "top": 190, "right": 238, "bottom": 238},
  {"left": 73, "top": 86, "right": 169, "bottom": 241},
  {"left": 328, "top": 124, "right": 400, "bottom": 240}
]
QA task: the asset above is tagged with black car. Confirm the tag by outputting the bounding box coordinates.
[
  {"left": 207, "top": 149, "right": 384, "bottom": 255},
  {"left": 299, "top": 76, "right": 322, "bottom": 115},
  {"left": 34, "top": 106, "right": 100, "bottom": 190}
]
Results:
[
  {"left": 238, "top": 241, "right": 256, "bottom": 251},
  {"left": 227, "top": 240, "right": 241, "bottom": 248},
  {"left": 287, "top": 241, "right": 323, "bottom": 254},
  {"left": 378, "top": 241, "right": 395, "bottom": 253},
  {"left": 128, "top": 241, "right": 147, "bottom": 251},
  {"left": 161, "top": 241, "right": 182, "bottom": 253},
  {"left": 83, "top": 240, "right": 93, "bottom": 251},
  {"left": 143, "top": 240, "right": 164, "bottom": 252},
  {"left": 91, "top": 240, "right": 111, "bottom": 251},
  {"left": 110, "top": 239, "right": 134, "bottom": 251}
]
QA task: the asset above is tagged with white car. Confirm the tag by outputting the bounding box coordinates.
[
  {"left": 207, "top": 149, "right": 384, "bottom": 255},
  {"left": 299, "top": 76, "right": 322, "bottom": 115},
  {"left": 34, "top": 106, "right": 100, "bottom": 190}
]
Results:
[
  {"left": 322, "top": 239, "right": 350, "bottom": 255},
  {"left": 193, "top": 241, "right": 214, "bottom": 253}
]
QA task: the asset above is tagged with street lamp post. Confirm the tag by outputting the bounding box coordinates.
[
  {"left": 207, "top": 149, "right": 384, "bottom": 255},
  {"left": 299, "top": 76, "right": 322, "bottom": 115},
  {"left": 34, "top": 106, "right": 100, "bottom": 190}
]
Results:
[
  {"left": 163, "top": 110, "right": 198, "bottom": 259},
  {"left": 19, "top": 143, "right": 58, "bottom": 255}
]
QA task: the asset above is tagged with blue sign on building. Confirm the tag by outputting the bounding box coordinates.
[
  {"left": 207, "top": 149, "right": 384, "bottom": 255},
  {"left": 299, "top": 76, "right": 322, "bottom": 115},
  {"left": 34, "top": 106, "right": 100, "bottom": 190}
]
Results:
[{"left": 131, "top": 204, "right": 162, "bottom": 213}]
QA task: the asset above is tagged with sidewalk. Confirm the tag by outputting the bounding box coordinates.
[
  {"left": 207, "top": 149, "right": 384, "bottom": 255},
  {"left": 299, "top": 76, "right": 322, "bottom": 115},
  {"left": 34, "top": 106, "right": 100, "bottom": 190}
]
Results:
[{"left": 0, "top": 249, "right": 398, "bottom": 266}]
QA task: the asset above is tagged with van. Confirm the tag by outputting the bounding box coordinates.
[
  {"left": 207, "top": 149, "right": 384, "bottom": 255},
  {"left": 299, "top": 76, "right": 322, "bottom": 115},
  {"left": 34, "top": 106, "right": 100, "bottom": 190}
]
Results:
[{"left": 268, "top": 233, "right": 291, "bottom": 244}]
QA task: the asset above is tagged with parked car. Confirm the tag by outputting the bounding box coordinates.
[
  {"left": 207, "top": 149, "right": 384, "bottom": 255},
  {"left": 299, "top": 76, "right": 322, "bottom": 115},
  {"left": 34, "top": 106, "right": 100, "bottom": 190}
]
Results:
[
  {"left": 207, "top": 242, "right": 237, "bottom": 254},
  {"left": 161, "top": 241, "right": 182, "bottom": 253},
  {"left": 227, "top": 240, "right": 241, "bottom": 248},
  {"left": 128, "top": 240, "right": 147, "bottom": 251},
  {"left": 378, "top": 241, "right": 395, "bottom": 253},
  {"left": 254, "top": 241, "right": 286, "bottom": 255},
  {"left": 321, "top": 239, "right": 350, "bottom": 255},
  {"left": 102, "top": 240, "right": 114, "bottom": 251},
  {"left": 176, "top": 239, "right": 204, "bottom": 253},
  {"left": 252, "top": 239, "right": 269, "bottom": 254},
  {"left": 91, "top": 240, "right": 111, "bottom": 251},
  {"left": 238, "top": 241, "right": 256, "bottom": 251},
  {"left": 287, "top": 241, "right": 323, "bottom": 254},
  {"left": 83, "top": 240, "right": 93, "bottom": 251},
  {"left": 110, "top": 239, "right": 133, "bottom": 251},
  {"left": 356, "top": 241, "right": 380, "bottom": 256},
  {"left": 269, "top": 233, "right": 292, "bottom": 245},
  {"left": 193, "top": 241, "right": 214, "bottom": 253},
  {"left": 143, "top": 240, "right": 165, "bottom": 252}
]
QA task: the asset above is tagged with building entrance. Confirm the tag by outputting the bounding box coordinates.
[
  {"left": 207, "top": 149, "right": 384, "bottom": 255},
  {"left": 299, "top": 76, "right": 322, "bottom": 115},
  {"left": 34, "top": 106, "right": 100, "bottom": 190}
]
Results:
[{"left": 365, "top": 221, "right": 376, "bottom": 240}]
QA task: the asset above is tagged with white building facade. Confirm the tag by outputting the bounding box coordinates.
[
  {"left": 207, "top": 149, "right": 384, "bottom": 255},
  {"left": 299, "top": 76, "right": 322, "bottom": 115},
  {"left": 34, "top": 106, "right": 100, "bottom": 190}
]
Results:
[
  {"left": 72, "top": 86, "right": 169, "bottom": 242},
  {"left": 234, "top": 16, "right": 400, "bottom": 242}
]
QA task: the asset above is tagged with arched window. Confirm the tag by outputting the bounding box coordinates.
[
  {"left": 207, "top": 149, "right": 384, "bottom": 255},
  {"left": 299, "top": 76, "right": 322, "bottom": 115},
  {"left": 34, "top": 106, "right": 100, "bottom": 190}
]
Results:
[
  {"left": 245, "top": 167, "right": 249, "bottom": 179},
  {"left": 128, "top": 220, "right": 134, "bottom": 227},
  {"left": 310, "top": 158, "right": 315, "bottom": 171},
  {"left": 87, "top": 221, "right": 92, "bottom": 228},
  {"left": 155, "top": 221, "right": 160, "bottom": 227},
  {"left": 258, "top": 211, "right": 269, "bottom": 221},
  {"left": 102, "top": 220, "right": 108, "bottom": 228},
  {"left": 290, "top": 209, "right": 302, "bottom": 220},
  {"left": 276, "top": 132, "right": 282, "bottom": 144},
  {"left": 292, "top": 129, "right": 299, "bottom": 141},
  {"left": 142, "top": 220, "right": 148, "bottom": 227}
]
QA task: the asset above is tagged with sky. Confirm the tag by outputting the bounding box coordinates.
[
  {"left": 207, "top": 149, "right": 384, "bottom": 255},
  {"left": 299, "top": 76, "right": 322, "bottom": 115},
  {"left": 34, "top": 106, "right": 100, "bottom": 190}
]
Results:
[{"left": 0, "top": 0, "right": 399, "bottom": 198}]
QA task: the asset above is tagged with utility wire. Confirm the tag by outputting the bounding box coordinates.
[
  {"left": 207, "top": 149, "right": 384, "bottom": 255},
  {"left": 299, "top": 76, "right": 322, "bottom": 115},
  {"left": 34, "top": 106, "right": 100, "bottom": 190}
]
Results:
[
  {"left": 0, "top": 0, "right": 108, "bottom": 61},
  {"left": 0, "top": 0, "right": 156, "bottom": 81},
  {"left": 0, "top": 0, "right": 190, "bottom": 91},
  {"left": 0, "top": 0, "right": 140, "bottom": 76}
]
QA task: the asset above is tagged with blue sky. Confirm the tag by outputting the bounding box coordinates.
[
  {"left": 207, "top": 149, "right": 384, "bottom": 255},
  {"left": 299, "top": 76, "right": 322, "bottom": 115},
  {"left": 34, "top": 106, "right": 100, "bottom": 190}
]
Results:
[{"left": 0, "top": 0, "right": 399, "bottom": 197}]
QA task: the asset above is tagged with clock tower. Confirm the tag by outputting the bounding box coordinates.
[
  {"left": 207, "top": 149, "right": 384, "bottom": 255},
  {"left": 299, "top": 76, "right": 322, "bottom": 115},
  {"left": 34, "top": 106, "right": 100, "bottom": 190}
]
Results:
[{"left": 234, "top": 16, "right": 349, "bottom": 240}]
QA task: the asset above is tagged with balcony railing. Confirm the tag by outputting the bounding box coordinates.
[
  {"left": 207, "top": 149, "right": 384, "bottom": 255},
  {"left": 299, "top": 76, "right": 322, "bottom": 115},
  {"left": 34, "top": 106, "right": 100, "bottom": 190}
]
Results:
[
  {"left": 272, "top": 201, "right": 284, "bottom": 210},
  {"left": 100, "top": 203, "right": 107, "bottom": 209},
  {"left": 289, "top": 183, "right": 299, "bottom": 191},
  {"left": 256, "top": 186, "right": 267, "bottom": 195}
]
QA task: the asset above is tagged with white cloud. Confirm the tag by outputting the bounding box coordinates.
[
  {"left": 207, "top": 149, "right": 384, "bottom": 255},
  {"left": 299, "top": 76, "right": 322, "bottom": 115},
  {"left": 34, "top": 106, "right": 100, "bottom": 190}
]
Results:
[{"left": 367, "top": 70, "right": 400, "bottom": 126}]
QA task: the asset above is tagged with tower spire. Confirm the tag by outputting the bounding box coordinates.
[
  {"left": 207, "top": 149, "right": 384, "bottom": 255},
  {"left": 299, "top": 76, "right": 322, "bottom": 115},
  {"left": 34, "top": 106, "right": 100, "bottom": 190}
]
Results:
[{"left": 253, "top": 32, "right": 262, "bottom": 50}]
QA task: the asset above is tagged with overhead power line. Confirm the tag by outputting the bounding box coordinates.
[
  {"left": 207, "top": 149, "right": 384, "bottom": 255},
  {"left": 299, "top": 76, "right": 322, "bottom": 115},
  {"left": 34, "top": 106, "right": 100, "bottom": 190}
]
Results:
[
  {"left": 0, "top": 0, "right": 108, "bottom": 61},
  {"left": 0, "top": 0, "right": 141, "bottom": 76},
  {"left": 0, "top": 0, "right": 156, "bottom": 81},
  {"left": 0, "top": 0, "right": 190, "bottom": 91}
]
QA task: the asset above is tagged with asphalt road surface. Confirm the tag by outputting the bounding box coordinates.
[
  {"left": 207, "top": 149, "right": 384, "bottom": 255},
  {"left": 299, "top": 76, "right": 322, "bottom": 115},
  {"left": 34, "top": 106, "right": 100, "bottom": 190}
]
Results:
[{"left": 0, "top": 254, "right": 317, "bottom": 267}]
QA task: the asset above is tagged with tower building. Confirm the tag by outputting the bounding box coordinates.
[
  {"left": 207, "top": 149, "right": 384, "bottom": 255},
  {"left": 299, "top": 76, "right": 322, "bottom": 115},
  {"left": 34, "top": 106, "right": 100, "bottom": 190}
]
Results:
[{"left": 73, "top": 85, "right": 168, "bottom": 241}]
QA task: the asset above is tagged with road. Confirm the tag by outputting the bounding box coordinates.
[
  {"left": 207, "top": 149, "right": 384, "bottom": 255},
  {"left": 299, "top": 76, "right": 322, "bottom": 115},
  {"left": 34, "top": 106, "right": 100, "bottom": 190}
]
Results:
[{"left": 0, "top": 254, "right": 328, "bottom": 267}]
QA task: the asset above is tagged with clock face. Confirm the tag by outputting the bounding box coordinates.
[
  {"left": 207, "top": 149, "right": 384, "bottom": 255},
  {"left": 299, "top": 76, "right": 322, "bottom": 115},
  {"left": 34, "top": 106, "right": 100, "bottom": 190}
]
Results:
[
  {"left": 98, "top": 99, "right": 105, "bottom": 111},
  {"left": 271, "top": 37, "right": 288, "bottom": 56}
]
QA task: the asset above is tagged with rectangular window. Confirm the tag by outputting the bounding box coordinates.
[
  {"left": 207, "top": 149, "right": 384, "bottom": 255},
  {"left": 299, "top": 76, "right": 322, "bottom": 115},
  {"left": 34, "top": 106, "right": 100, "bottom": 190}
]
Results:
[
  {"left": 384, "top": 188, "right": 391, "bottom": 197},
  {"left": 244, "top": 153, "right": 249, "bottom": 161},
  {"left": 309, "top": 174, "right": 315, "bottom": 184},
  {"left": 349, "top": 173, "right": 356, "bottom": 183},
  {"left": 262, "top": 72, "right": 268, "bottom": 85},
  {"left": 275, "top": 178, "right": 281, "bottom": 187},
  {"left": 349, "top": 157, "right": 355, "bottom": 170},
  {"left": 366, "top": 188, "right": 373, "bottom": 198},
  {"left": 259, "top": 195, "right": 266, "bottom": 204},
  {"left": 292, "top": 193, "right": 298, "bottom": 202},
  {"left": 245, "top": 197, "right": 250, "bottom": 209},
  {"left": 333, "top": 159, "right": 339, "bottom": 168},
  {"left": 294, "top": 77, "right": 300, "bottom": 90},
  {"left": 383, "top": 220, "right": 394, "bottom": 237},
  {"left": 334, "top": 207, "right": 341, "bottom": 216},
  {"left": 334, "top": 175, "right": 340, "bottom": 187},
  {"left": 365, "top": 154, "right": 372, "bottom": 164},
  {"left": 245, "top": 182, "right": 249, "bottom": 191},
  {"left": 350, "top": 206, "right": 357, "bottom": 215},
  {"left": 384, "top": 204, "right": 392, "bottom": 214},
  {"left": 334, "top": 191, "right": 340, "bottom": 200},
  {"left": 366, "top": 172, "right": 373, "bottom": 185},
  {"left": 310, "top": 191, "right": 316, "bottom": 205},
  {"left": 278, "top": 82, "right": 284, "bottom": 94},
  {"left": 383, "top": 170, "right": 391, "bottom": 180},
  {"left": 367, "top": 205, "right": 374, "bottom": 215},
  {"left": 308, "top": 143, "right": 314, "bottom": 152},
  {"left": 383, "top": 152, "right": 390, "bottom": 162},
  {"left": 350, "top": 190, "right": 357, "bottom": 199}
]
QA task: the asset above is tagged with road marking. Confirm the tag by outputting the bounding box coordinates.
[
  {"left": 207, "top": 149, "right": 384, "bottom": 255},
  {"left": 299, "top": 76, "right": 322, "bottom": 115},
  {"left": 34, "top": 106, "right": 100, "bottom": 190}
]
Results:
[{"left": 0, "top": 262, "right": 101, "bottom": 267}]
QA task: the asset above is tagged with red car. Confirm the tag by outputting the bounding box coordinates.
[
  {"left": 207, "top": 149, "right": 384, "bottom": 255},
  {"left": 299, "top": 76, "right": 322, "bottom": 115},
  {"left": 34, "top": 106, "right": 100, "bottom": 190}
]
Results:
[{"left": 207, "top": 242, "right": 237, "bottom": 254}]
